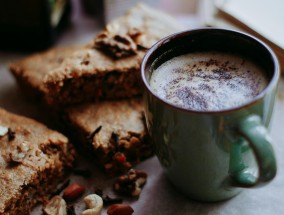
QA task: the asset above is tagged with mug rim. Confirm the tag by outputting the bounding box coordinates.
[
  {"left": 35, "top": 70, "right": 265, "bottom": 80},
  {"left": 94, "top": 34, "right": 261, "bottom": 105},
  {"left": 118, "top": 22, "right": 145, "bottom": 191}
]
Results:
[{"left": 141, "top": 28, "right": 280, "bottom": 114}]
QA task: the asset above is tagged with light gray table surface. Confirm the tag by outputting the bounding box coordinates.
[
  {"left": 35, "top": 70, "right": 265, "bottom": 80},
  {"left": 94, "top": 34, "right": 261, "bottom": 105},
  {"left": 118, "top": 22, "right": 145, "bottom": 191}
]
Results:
[{"left": 0, "top": 2, "right": 284, "bottom": 215}]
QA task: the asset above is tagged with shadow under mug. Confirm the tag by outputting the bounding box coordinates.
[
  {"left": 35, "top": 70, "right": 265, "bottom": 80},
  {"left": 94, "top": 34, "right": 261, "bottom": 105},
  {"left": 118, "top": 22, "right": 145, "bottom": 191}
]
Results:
[{"left": 141, "top": 28, "right": 279, "bottom": 202}]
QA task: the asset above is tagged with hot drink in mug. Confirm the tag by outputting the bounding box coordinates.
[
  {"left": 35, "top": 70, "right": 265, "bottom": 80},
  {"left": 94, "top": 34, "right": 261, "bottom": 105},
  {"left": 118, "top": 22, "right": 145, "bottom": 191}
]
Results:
[{"left": 141, "top": 29, "right": 279, "bottom": 201}]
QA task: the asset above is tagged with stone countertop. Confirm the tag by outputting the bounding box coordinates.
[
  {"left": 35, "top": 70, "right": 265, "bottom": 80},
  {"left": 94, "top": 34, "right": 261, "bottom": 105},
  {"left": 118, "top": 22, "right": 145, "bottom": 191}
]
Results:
[{"left": 0, "top": 1, "right": 283, "bottom": 214}]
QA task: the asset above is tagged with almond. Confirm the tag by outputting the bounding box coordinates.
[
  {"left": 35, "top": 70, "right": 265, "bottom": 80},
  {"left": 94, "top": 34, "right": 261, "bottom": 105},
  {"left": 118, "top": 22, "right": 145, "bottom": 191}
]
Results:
[
  {"left": 107, "top": 204, "right": 134, "bottom": 215},
  {"left": 63, "top": 183, "right": 85, "bottom": 201}
]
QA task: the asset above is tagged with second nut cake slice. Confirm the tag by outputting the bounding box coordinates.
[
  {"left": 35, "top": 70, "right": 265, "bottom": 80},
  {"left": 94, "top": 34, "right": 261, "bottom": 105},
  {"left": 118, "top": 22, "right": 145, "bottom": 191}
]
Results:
[
  {"left": 62, "top": 99, "right": 152, "bottom": 175},
  {"left": 9, "top": 4, "right": 184, "bottom": 107},
  {"left": 0, "top": 108, "right": 75, "bottom": 215}
]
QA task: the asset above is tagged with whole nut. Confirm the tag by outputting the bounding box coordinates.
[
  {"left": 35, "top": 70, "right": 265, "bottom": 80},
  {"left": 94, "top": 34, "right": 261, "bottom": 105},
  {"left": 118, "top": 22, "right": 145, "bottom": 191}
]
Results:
[
  {"left": 82, "top": 194, "right": 103, "bottom": 215},
  {"left": 107, "top": 204, "right": 134, "bottom": 215},
  {"left": 63, "top": 183, "right": 85, "bottom": 201},
  {"left": 43, "top": 196, "right": 67, "bottom": 215}
]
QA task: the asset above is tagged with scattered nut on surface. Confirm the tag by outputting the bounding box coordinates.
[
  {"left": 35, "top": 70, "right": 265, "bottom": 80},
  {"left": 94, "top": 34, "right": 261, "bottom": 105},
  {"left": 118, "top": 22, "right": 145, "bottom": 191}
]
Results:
[
  {"left": 107, "top": 204, "right": 134, "bottom": 215},
  {"left": 82, "top": 194, "right": 103, "bottom": 215},
  {"left": 43, "top": 196, "right": 67, "bottom": 215},
  {"left": 63, "top": 182, "right": 85, "bottom": 201},
  {"left": 113, "top": 169, "right": 147, "bottom": 197},
  {"left": 0, "top": 125, "right": 8, "bottom": 137}
]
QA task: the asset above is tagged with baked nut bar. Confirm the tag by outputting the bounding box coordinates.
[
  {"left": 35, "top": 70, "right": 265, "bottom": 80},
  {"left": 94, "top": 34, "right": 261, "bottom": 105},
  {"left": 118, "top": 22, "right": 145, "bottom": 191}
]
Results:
[
  {"left": 62, "top": 99, "right": 152, "bottom": 175},
  {"left": 10, "top": 4, "right": 184, "bottom": 107},
  {"left": 0, "top": 108, "right": 75, "bottom": 215}
]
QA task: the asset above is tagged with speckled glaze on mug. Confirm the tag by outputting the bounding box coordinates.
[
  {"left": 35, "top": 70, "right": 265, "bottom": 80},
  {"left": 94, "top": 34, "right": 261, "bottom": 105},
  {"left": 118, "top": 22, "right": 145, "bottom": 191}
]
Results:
[{"left": 141, "top": 28, "right": 279, "bottom": 202}]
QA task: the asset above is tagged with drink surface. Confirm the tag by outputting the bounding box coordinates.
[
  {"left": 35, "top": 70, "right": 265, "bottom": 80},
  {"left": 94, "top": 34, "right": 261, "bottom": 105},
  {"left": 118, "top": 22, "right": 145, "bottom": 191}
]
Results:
[{"left": 149, "top": 52, "right": 268, "bottom": 111}]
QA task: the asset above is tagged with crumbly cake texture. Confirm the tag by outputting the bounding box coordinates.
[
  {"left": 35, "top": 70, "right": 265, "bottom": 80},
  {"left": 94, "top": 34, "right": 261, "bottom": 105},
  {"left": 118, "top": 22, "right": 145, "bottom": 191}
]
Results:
[
  {"left": 0, "top": 108, "right": 75, "bottom": 215},
  {"left": 62, "top": 99, "right": 152, "bottom": 175},
  {"left": 10, "top": 4, "right": 184, "bottom": 106}
]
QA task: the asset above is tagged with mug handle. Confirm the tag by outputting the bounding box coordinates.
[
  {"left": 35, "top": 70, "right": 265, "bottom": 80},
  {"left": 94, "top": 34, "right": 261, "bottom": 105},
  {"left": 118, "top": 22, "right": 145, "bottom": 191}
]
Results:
[{"left": 230, "top": 115, "right": 277, "bottom": 187}]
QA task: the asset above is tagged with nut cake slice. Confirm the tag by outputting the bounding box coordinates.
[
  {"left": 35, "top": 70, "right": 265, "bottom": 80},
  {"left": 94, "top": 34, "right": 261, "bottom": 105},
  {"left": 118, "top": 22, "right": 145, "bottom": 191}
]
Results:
[
  {"left": 62, "top": 99, "right": 152, "bottom": 175},
  {"left": 0, "top": 108, "right": 75, "bottom": 215},
  {"left": 10, "top": 4, "right": 184, "bottom": 106}
]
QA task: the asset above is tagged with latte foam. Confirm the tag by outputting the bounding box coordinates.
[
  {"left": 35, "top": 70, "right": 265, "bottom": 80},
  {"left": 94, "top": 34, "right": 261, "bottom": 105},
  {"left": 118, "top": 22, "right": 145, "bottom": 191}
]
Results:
[{"left": 150, "top": 52, "right": 268, "bottom": 111}]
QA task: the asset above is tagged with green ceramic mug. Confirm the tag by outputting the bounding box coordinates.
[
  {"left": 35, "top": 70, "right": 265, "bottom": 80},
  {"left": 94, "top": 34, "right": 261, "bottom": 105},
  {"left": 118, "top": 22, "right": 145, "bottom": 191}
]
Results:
[{"left": 141, "top": 28, "right": 279, "bottom": 202}]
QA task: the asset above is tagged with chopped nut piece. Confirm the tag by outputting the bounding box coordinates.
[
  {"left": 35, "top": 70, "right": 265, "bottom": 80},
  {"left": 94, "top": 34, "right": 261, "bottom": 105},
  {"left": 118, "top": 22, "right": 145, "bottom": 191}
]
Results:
[
  {"left": 113, "top": 169, "right": 147, "bottom": 197},
  {"left": 107, "top": 204, "right": 134, "bottom": 215},
  {"left": 114, "top": 153, "right": 126, "bottom": 163},
  {"left": 94, "top": 31, "right": 138, "bottom": 58},
  {"left": 4, "top": 141, "right": 30, "bottom": 164},
  {"left": 43, "top": 196, "right": 67, "bottom": 215},
  {"left": 104, "top": 152, "right": 132, "bottom": 175},
  {"left": 93, "top": 27, "right": 147, "bottom": 59},
  {"left": 63, "top": 183, "right": 85, "bottom": 201},
  {"left": 10, "top": 141, "right": 29, "bottom": 162},
  {"left": 0, "top": 125, "right": 8, "bottom": 136}
]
